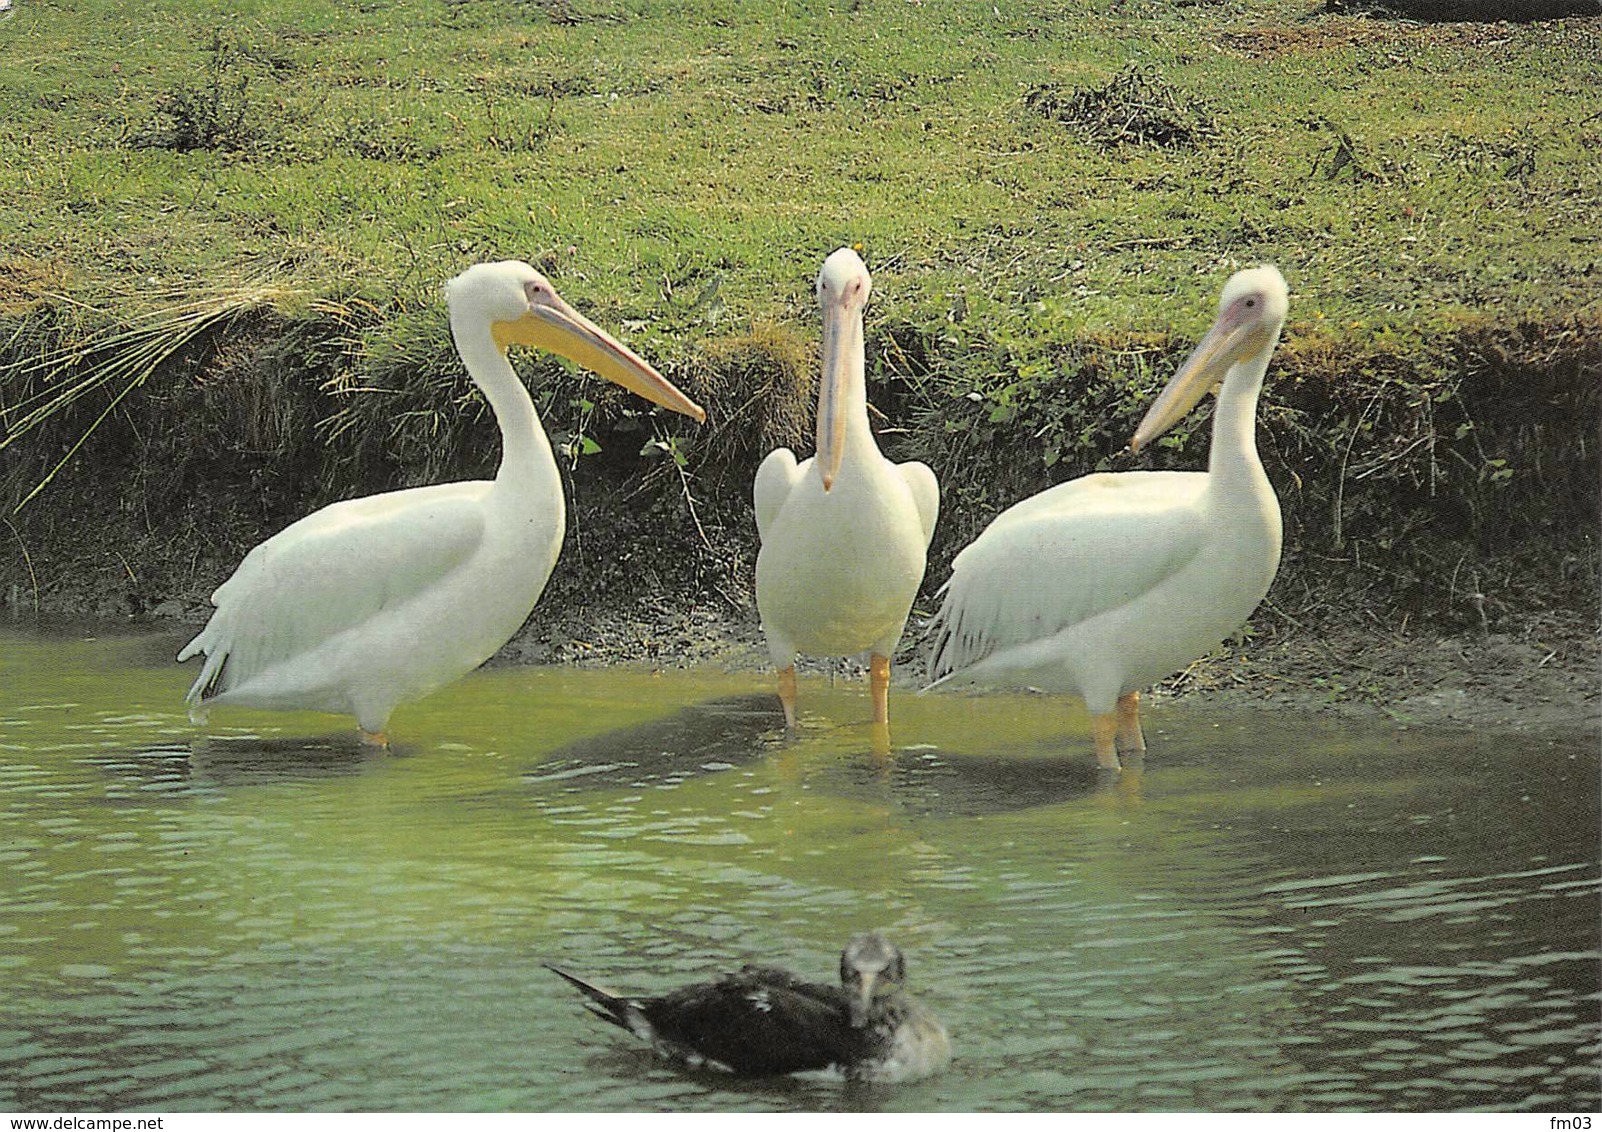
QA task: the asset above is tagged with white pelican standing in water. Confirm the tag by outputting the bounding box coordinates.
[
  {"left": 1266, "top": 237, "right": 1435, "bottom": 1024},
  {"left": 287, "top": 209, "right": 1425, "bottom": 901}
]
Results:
[
  {"left": 754, "top": 248, "right": 940, "bottom": 729},
  {"left": 926, "top": 266, "right": 1288, "bottom": 770},
  {"left": 178, "top": 261, "right": 705, "bottom": 744}
]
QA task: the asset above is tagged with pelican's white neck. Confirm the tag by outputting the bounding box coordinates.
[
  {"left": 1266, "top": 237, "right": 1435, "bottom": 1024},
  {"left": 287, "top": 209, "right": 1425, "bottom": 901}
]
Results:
[
  {"left": 1207, "top": 331, "right": 1279, "bottom": 490},
  {"left": 450, "top": 312, "right": 555, "bottom": 488}
]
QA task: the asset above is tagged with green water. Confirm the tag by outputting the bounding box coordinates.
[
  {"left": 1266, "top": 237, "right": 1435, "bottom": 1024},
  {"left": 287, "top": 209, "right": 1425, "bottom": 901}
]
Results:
[{"left": 1, "top": 620, "right": 1597, "bottom": 1112}]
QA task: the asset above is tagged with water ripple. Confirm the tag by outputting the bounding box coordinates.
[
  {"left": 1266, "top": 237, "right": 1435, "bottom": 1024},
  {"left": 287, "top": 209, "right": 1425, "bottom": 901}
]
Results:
[{"left": 1, "top": 638, "right": 1597, "bottom": 1111}]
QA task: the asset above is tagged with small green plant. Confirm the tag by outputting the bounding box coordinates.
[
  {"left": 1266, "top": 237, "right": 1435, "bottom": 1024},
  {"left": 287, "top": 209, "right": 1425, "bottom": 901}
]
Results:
[
  {"left": 556, "top": 397, "right": 602, "bottom": 467},
  {"left": 129, "top": 31, "right": 259, "bottom": 153},
  {"left": 1305, "top": 116, "right": 1383, "bottom": 183},
  {"left": 331, "top": 112, "right": 442, "bottom": 163},
  {"left": 642, "top": 434, "right": 689, "bottom": 468},
  {"left": 478, "top": 87, "right": 559, "bottom": 153}
]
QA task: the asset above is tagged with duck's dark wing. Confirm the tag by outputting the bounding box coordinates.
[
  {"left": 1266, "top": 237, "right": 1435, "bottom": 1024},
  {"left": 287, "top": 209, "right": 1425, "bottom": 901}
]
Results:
[{"left": 641, "top": 967, "right": 874, "bottom": 1076}]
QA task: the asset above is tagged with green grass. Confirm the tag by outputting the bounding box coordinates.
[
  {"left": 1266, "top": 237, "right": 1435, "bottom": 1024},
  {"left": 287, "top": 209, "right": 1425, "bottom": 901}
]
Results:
[
  {"left": 5, "top": 1, "right": 1596, "bottom": 324},
  {"left": 1, "top": 0, "right": 1598, "bottom": 625}
]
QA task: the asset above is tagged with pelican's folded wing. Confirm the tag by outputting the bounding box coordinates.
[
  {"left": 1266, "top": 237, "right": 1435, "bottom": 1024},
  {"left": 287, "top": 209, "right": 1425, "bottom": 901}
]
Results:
[
  {"left": 753, "top": 447, "right": 808, "bottom": 541},
  {"left": 178, "top": 482, "right": 489, "bottom": 702},
  {"left": 929, "top": 471, "right": 1206, "bottom": 680}
]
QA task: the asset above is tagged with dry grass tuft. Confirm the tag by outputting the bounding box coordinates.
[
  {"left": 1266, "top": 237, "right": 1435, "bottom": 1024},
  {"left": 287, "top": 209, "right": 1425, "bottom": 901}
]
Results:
[
  {"left": 0, "top": 276, "right": 301, "bottom": 511},
  {"left": 1025, "top": 64, "right": 1218, "bottom": 151},
  {"left": 682, "top": 323, "right": 815, "bottom": 478},
  {"left": 0, "top": 259, "right": 79, "bottom": 317}
]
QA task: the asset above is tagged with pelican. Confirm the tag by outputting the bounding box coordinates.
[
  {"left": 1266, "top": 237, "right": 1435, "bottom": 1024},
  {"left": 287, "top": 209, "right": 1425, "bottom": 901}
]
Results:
[
  {"left": 754, "top": 248, "right": 940, "bottom": 728},
  {"left": 178, "top": 261, "right": 705, "bottom": 744},
  {"left": 926, "top": 265, "right": 1288, "bottom": 770}
]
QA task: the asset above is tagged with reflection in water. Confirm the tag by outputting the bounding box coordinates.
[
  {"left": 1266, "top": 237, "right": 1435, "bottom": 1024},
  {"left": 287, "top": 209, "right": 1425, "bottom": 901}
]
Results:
[
  {"left": 74, "top": 738, "right": 384, "bottom": 799},
  {"left": 526, "top": 694, "right": 786, "bottom": 792},
  {"left": 0, "top": 625, "right": 1597, "bottom": 1112},
  {"left": 831, "top": 746, "right": 1114, "bottom": 817},
  {"left": 186, "top": 735, "right": 382, "bottom": 788}
]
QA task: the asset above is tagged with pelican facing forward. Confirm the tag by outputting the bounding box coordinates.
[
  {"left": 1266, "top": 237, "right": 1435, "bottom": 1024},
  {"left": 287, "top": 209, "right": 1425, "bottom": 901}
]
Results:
[
  {"left": 927, "top": 266, "right": 1288, "bottom": 769},
  {"left": 754, "top": 249, "right": 940, "bottom": 729},
  {"left": 179, "top": 261, "right": 705, "bottom": 744}
]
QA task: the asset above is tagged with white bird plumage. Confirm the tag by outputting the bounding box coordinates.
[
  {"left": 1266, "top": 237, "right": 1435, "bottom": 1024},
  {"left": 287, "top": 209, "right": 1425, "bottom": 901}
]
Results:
[
  {"left": 926, "top": 265, "right": 1289, "bottom": 769},
  {"left": 754, "top": 248, "right": 940, "bottom": 730},
  {"left": 178, "top": 260, "right": 704, "bottom": 744}
]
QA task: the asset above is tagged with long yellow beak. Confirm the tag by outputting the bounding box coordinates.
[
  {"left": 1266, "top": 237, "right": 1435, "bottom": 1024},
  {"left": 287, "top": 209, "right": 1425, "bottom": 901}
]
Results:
[
  {"left": 1130, "top": 315, "right": 1259, "bottom": 454},
  {"left": 815, "top": 301, "right": 854, "bottom": 492},
  {"left": 494, "top": 296, "right": 704, "bottom": 422}
]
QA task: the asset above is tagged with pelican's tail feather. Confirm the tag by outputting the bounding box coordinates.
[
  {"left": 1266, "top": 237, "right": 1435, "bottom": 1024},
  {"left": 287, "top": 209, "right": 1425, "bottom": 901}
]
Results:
[{"left": 177, "top": 621, "right": 232, "bottom": 714}]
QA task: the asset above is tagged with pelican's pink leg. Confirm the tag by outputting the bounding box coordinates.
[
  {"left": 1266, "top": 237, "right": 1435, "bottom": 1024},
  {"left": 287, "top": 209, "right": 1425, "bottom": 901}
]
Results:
[
  {"left": 1115, "top": 691, "right": 1146, "bottom": 758},
  {"left": 869, "top": 653, "right": 891, "bottom": 726},
  {"left": 777, "top": 665, "right": 798, "bottom": 728},
  {"left": 1091, "top": 713, "right": 1121, "bottom": 771}
]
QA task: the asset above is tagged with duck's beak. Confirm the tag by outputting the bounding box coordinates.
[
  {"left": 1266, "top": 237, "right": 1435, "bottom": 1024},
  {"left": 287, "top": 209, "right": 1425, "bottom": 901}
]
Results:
[
  {"left": 495, "top": 291, "right": 705, "bottom": 422},
  {"left": 849, "top": 969, "right": 877, "bottom": 1027}
]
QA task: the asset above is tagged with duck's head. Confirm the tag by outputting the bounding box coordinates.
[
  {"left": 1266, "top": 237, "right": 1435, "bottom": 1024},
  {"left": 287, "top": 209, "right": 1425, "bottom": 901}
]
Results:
[{"left": 840, "top": 931, "right": 906, "bottom": 1027}]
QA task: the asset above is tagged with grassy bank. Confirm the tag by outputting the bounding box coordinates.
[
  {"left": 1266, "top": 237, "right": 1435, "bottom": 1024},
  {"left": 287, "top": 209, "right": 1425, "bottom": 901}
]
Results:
[{"left": 2, "top": 0, "right": 1598, "bottom": 644}]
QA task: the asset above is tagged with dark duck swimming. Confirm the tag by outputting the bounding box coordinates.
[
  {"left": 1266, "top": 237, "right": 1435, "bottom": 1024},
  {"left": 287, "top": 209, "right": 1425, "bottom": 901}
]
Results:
[{"left": 545, "top": 931, "right": 950, "bottom": 1082}]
